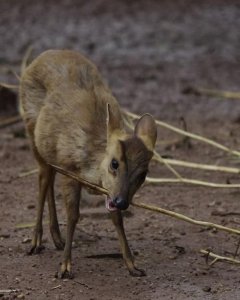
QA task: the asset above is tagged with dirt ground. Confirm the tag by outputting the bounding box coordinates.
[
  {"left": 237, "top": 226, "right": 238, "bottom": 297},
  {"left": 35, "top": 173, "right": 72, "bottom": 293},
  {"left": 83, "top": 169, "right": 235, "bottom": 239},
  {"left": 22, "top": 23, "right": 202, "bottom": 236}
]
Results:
[{"left": 1, "top": 0, "right": 240, "bottom": 299}]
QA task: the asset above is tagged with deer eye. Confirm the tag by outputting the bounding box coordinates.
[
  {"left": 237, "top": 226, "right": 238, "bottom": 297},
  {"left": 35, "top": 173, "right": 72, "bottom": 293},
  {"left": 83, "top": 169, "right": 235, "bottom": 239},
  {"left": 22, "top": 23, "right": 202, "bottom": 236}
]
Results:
[{"left": 111, "top": 159, "right": 119, "bottom": 170}]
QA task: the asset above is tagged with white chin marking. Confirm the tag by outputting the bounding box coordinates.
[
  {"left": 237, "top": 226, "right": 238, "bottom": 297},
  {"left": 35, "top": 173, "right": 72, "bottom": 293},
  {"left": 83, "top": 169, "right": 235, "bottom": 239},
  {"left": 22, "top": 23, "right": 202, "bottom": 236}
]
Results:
[{"left": 105, "top": 197, "right": 117, "bottom": 212}]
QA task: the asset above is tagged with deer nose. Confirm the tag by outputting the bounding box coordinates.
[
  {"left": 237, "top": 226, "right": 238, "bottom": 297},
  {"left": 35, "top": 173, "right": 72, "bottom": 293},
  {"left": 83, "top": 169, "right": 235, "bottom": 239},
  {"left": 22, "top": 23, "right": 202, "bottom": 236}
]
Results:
[{"left": 113, "top": 196, "right": 129, "bottom": 210}]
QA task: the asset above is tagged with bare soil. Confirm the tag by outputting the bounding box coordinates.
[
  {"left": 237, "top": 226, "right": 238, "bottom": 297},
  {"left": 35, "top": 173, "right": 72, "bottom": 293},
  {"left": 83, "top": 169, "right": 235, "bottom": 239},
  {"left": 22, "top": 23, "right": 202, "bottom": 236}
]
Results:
[{"left": 0, "top": 1, "right": 240, "bottom": 299}]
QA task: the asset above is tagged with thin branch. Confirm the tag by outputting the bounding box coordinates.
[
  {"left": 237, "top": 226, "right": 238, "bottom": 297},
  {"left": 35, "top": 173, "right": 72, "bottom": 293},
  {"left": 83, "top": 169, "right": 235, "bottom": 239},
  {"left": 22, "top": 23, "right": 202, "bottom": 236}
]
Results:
[
  {"left": 16, "top": 221, "right": 48, "bottom": 229},
  {"left": 12, "top": 71, "right": 21, "bottom": 81},
  {"left": 21, "top": 45, "right": 33, "bottom": 74},
  {"left": 0, "top": 47, "right": 33, "bottom": 93},
  {"left": 122, "top": 110, "right": 240, "bottom": 157},
  {"left": 50, "top": 285, "right": 61, "bottom": 291},
  {"left": 146, "top": 176, "right": 240, "bottom": 188},
  {"left": 18, "top": 168, "right": 38, "bottom": 178},
  {"left": 73, "top": 280, "right": 92, "bottom": 289},
  {"left": 234, "top": 238, "right": 240, "bottom": 258},
  {"left": 0, "top": 289, "right": 20, "bottom": 294},
  {"left": 50, "top": 164, "right": 109, "bottom": 196},
  {"left": 131, "top": 201, "right": 240, "bottom": 236},
  {"left": 179, "top": 116, "right": 192, "bottom": 148},
  {"left": 0, "top": 115, "right": 22, "bottom": 129},
  {"left": 0, "top": 83, "right": 19, "bottom": 90},
  {"left": 153, "top": 151, "right": 182, "bottom": 179},
  {"left": 160, "top": 158, "right": 240, "bottom": 174},
  {"left": 184, "top": 86, "right": 240, "bottom": 100},
  {"left": 200, "top": 249, "right": 240, "bottom": 265},
  {"left": 19, "top": 165, "right": 110, "bottom": 196}
]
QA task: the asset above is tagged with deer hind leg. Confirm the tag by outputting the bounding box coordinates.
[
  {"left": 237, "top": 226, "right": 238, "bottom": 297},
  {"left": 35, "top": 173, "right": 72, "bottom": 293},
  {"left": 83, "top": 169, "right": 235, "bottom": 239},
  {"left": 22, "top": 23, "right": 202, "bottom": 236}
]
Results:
[
  {"left": 110, "top": 210, "right": 146, "bottom": 277},
  {"left": 28, "top": 138, "right": 63, "bottom": 253},
  {"left": 29, "top": 162, "right": 53, "bottom": 254},
  {"left": 58, "top": 178, "right": 81, "bottom": 279},
  {"left": 47, "top": 170, "right": 65, "bottom": 250}
]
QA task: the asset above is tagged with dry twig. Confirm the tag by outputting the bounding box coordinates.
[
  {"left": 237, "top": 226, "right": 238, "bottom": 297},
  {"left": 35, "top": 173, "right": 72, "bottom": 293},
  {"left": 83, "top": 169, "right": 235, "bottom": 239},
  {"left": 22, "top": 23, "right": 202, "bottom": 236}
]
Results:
[
  {"left": 18, "top": 168, "right": 38, "bottom": 178},
  {"left": 50, "top": 285, "right": 62, "bottom": 290},
  {"left": 0, "top": 289, "right": 20, "bottom": 294},
  {"left": 21, "top": 46, "right": 33, "bottom": 74},
  {"left": 131, "top": 201, "right": 240, "bottom": 236},
  {"left": 0, "top": 82, "right": 19, "bottom": 89},
  {"left": 200, "top": 249, "right": 240, "bottom": 266},
  {"left": 183, "top": 86, "right": 240, "bottom": 100},
  {"left": 0, "top": 115, "right": 22, "bottom": 129},
  {"left": 0, "top": 46, "right": 33, "bottom": 91},
  {"left": 50, "top": 164, "right": 109, "bottom": 196},
  {"left": 211, "top": 210, "right": 240, "bottom": 217},
  {"left": 73, "top": 280, "right": 92, "bottom": 289},
  {"left": 153, "top": 151, "right": 182, "bottom": 179},
  {"left": 16, "top": 221, "right": 48, "bottom": 229},
  {"left": 234, "top": 239, "right": 240, "bottom": 258},
  {"left": 161, "top": 158, "right": 240, "bottom": 174},
  {"left": 146, "top": 176, "right": 240, "bottom": 188}
]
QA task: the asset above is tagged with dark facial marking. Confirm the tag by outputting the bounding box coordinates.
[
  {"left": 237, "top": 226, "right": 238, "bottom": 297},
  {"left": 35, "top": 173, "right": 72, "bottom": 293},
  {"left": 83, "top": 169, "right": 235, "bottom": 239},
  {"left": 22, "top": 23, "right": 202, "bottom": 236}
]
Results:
[{"left": 120, "top": 137, "right": 153, "bottom": 202}]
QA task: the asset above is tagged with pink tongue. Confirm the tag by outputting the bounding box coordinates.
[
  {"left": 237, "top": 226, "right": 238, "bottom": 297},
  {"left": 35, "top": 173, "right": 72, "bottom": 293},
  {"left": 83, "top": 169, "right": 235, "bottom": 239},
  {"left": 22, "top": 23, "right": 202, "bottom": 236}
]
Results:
[
  {"left": 105, "top": 198, "right": 117, "bottom": 211},
  {"left": 109, "top": 201, "right": 115, "bottom": 208}
]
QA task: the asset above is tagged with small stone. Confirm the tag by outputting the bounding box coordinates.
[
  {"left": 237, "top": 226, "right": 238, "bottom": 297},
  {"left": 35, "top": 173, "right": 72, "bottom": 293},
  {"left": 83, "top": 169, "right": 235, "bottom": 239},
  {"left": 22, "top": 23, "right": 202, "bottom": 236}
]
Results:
[
  {"left": 212, "top": 228, "right": 217, "bottom": 234},
  {"left": 175, "top": 245, "right": 186, "bottom": 254},
  {"left": 133, "top": 250, "right": 139, "bottom": 256},
  {"left": 27, "top": 204, "right": 35, "bottom": 209},
  {"left": 22, "top": 238, "right": 31, "bottom": 244},
  {"left": 17, "top": 293, "right": 25, "bottom": 299},
  {"left": 203, "top": 286, "right": 211, "bottom": 292},
  {"left": 0, "top": 233, "right": 10, "bottom": 238}
]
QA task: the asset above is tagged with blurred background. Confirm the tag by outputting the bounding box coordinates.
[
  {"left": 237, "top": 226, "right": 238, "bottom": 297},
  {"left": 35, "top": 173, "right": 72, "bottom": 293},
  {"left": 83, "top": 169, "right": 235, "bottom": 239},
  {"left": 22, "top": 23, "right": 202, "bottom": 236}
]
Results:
[
  {"left": 1, "top": 2, "right": 240, "bottom": 299},
  {"left": 0, "top": 0, "right": 240, "bottom": 123}
]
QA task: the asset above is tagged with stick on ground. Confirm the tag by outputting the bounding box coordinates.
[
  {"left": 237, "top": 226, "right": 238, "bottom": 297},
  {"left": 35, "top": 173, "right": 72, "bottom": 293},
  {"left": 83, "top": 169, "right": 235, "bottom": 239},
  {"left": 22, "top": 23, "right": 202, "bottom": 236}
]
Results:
[
  {"left": 131, "top": 201, "right": 240, "bottom": 236},
  {"left": 200, "top": 249, "right": 240, "bottom": 266},
  {"left": 161, "top": 158, "right": 240, "bottom": 174},
  {"left": 18, "top": 168, "right": 38, "bottom": 178},
  {"left": 146, "top": 177, "right": 240, "bottom": 188}
]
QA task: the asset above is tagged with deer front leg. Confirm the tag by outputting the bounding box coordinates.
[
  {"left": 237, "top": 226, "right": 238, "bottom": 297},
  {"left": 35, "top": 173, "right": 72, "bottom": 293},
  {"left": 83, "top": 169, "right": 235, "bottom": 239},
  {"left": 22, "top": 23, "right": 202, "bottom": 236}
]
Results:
[
  {"left": 110, "top": 210, "right": 146, "bottom": 277},
  {"left": 59, "top": 179, "right": 81, "bottom": 279}
]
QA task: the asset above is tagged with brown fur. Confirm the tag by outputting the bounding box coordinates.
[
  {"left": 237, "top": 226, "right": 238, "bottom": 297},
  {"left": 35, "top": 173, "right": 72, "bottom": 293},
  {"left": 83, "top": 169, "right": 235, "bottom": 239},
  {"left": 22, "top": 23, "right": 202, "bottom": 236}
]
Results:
[{"left": 20, "top": 50, "right": 157, "bottom": 278}]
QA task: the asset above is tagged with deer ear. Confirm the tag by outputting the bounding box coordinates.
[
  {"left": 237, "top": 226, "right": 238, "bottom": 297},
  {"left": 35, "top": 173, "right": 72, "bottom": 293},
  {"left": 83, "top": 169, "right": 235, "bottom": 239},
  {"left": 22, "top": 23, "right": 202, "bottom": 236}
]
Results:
[
  {"left": 134, "top": 114, "right": 157, "bottom": 151},
  {"left": 106, "top": 103, "right": 123, "bottom": 138},
  {"left": 106, "top": 103, "right": 114, "bottom": 137}
]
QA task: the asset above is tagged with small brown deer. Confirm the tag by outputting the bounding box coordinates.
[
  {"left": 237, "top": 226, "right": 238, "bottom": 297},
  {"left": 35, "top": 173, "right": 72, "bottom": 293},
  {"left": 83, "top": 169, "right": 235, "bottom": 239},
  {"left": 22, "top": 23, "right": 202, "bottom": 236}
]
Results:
[{"left": 20, "top": 50, "right": 157, "bottom": 278}]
